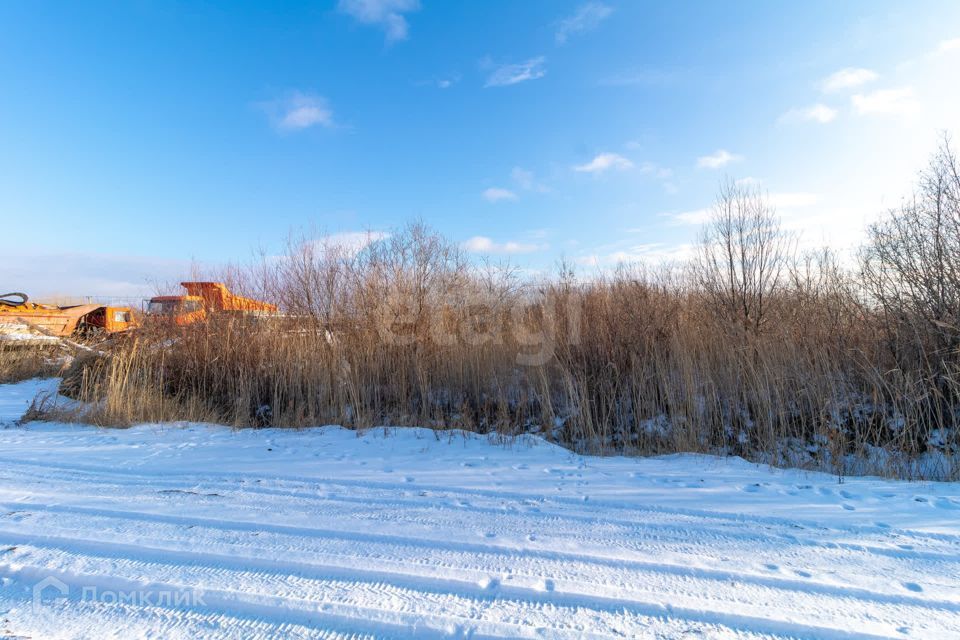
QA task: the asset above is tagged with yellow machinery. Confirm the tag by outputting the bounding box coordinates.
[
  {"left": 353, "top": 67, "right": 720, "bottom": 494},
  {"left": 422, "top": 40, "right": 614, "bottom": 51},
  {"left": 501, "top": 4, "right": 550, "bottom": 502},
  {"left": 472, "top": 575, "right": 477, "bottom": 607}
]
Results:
[
  {"left": 147, "top": 282, "right": 278, "bottom": 326},
  {"left": 0, "top": 292, "right": 137, "bottom": 342}
]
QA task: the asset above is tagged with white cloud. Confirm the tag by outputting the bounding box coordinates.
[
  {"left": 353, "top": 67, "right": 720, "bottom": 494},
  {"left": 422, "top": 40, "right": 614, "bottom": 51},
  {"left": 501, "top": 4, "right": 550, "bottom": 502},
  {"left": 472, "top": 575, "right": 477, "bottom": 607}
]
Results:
[
  {"left": 637, "top": 161, "right": 676, "bottom": 193},
  {"left": 260, "top": 92, "right": 334, "bottom": 131},
  {"left": 574, "top": 152, "right": 633, "bottom": 174},
  {"left": 511, "top": 167, "right": 535, "bottom": 190},
  {"left": 778, "top": 103, "right": 838, "bottom": 125},
  {"left": 696, "top": 149, "right": 742, "bottom": 169},
  {"left": 664, "top": 192, "right": 816, "bottom": 227},
  {"left": 638, "top": 161, "right": 673, "bottom": 180},
  {"left": 935, "top": 37, "right": 960, "bottom": 55},
  {"left": 578, "top": 242, "right": 695, "bottom": 267},
  {"left": 5, "top": 250, "right": 192, "bottom": 299},
  {"left": 667, "top": 208, "right": 712, "bottom": 226},
  {"left": 555, "top": 2, "right": 613, "bottom": 45},
  {"left": 770, "top": 192, "right": 819, "bottom": 208},
  {"left": 735, "top": 176, "right": 762, "bottom": 187},
  {"left": 482, "top": 187, "right": 518, "bottom": 203},
  {"left": 484, "top": 57, "right": 547, "bottom": 88},
  {"left": 337, "top": 0, "right": 420, "bottom": 44},
  {"left": 511, "top": 166, "right": 549, "bottom": 192},
  {"left": 851, "top": 87, "right": 920, "bottom": 116},
  {"left": 821, "top": 67, "right": 879, "bottom": 93},
  {"left": 462, "top": 236, "right": 542, "bottom": 254}
]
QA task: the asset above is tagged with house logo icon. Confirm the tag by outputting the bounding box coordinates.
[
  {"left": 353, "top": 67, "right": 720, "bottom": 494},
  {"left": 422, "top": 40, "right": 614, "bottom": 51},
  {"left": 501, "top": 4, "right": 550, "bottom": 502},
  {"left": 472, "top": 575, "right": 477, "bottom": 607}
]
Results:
[{"left": 32, "top": 576, "right": 69, "bottom": 611}]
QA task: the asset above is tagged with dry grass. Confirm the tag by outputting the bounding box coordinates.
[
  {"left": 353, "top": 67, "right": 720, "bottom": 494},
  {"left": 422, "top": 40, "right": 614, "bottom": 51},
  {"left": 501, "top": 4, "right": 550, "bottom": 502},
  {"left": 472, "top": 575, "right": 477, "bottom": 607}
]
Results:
[
  {"left": 49, "top": 223, "right": 958, "bottom": 479},
  {"left": 0, "top": 341, "right": 67, "bottom": 384},
  {"left": 32, "top": 139, "right": 960, "bottom": 480}
]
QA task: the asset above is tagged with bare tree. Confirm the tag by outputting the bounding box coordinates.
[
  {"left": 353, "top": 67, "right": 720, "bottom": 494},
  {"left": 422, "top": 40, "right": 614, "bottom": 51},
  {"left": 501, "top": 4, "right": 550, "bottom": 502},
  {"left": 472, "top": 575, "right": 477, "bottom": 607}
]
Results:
[
  {"left": 695, "top": 179, "right": 793, "bottom": 333},
  {"left": 861, "top": 134, "right": 960, "bottom": 380}
]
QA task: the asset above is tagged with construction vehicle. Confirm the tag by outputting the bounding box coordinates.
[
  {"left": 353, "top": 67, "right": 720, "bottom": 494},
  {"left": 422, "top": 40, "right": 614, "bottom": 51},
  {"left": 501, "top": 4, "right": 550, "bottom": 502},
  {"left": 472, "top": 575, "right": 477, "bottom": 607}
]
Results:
[
  {"left": 147, "top": 282, "right": 278, "bottom": 326},
  {"left": 0, "top": 292, "right": 138, "bottom": 344}
]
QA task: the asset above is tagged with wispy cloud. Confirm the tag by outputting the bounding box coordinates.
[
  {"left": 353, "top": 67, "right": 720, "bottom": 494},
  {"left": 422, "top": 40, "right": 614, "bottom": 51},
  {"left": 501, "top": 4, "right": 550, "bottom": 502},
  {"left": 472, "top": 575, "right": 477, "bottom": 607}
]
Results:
[
  {"left": 664, "top": 192, "right": 817, "bottom": 227},
  {"left": 778, "top": 103, "right": 838, "bottom": 125},
  {"left": 638, "top": 161, "right": 672, "bottom": 180},
  {"left": 5, "top": 250, "right": 193, "bottom": 298},
  {"left": 436, "top": 76, "right": 459, "bottom": 89},
  {"left": 484, "top": 57, "right": 547, "bottom": 87},
  {"left": 482, "top": 187, "right": 518, "bottom": 203},
  {"left": 511, "top": 166, "right": 549, "bottom": 192},
  {"left": 574, "top": 152, "right": 633, "bottom": 174},
  {"left": 637, "top": 161, "right": 677, "bottom": 193},
  {"left": 416, "top": 74, "right": 461, "bottom": 89},
  {"left": 555, "top": 2, "right": 613, "bottom": 45},
  {"left": 935, "top": 37, "right": 960, "bottom": 55},
  {"left": 666, "top": 208, "right": 712, "bottom": 226},
  {"left": 337, "top": 0, "right": 420, "bottom": 44},
  {"left": 820, "top": 67, "right": 878, "bottom": 93},
  {"left": 578, "top": 242, "right": 695, "bottom": 267},
  {"left": 462, "top": 236, "right": 542, "bottom": 254},
  {"left": 770, "top": 192, "right": 819, "bottom": 208},
  {"left": 259, "top": 92, "right": 334, "bottom": 131},
  {"left": 851, "top": 87, "right": 920, "bottom": 116},
  {"left": 696, "top": 149, "right": 742, "bottom": 169}
]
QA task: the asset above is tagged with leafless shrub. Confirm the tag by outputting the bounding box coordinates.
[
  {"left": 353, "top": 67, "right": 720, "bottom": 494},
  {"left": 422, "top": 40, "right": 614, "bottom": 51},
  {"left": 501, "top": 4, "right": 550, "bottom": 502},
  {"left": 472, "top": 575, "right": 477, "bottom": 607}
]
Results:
[
  {"left": 695, "top": 179, "right": 793, "bottom": 334},
  {"left": 43, "top": 139, "right": 960, "bottom": 480}
]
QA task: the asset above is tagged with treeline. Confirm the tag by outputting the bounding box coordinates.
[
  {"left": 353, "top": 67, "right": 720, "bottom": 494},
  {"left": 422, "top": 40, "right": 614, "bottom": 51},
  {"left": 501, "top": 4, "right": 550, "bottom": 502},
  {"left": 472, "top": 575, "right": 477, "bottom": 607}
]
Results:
[{"left": 61, "top": 137, "right": 960, "bottom": 479}]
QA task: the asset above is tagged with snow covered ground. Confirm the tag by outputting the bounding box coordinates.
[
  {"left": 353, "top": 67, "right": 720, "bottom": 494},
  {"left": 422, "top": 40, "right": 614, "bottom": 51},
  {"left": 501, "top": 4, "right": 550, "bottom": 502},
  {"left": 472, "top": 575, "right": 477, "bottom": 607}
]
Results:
[{"left": 1, "top": 379, "right": 960, "bottom": 639}]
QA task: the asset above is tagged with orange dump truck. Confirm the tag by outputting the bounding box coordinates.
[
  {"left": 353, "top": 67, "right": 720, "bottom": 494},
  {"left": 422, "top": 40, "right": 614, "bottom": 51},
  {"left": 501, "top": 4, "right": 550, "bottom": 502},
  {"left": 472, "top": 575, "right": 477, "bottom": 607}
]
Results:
[
  {"left": 0, "top": 292, "right": 138, "bottom": 342},
  {"left": 147, "top": 282, "right": 278, "bottom": 326}
]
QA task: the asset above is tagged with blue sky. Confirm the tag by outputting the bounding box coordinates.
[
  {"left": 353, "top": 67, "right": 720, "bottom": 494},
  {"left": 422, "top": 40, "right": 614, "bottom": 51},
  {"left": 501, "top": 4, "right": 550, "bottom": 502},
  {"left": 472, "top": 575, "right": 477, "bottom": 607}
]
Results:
[{"left": 2, "top": 1, "right": 959, "bottom": 297}]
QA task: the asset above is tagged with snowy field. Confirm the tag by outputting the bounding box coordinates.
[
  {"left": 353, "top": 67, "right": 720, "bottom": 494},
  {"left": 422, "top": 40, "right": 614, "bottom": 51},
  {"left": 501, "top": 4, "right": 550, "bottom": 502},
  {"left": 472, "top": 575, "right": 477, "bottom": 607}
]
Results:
[{"left": 1, "top": 380, "right": 960, "bottom": 639}]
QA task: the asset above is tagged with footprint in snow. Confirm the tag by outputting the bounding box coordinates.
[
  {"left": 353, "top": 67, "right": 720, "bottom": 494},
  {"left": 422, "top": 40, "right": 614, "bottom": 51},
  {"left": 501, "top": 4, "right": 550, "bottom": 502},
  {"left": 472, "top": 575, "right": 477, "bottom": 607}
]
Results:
[
  {"left": 539, "top": 579, "right": 556, "bottom": 592},
  {"left": 794, "top": 570, "right": 813, "bottom": 578},
  {"left": 935, "top": 498, "right": 959, "bottom": 510},
  {"left": 404, "top": 476, "right": 415, "bottom": 483},
  {"left": 478, "top": 576, "right": 500, "bottom": 590},
  {"left": 763, "top": 564, "right": 779, "bottom": 572},
  {"left": 841, "top": 503, "right": 856, "bottom": 511},
  {"left": 903, "top": 582, "right": 923, "bottom": 593}
]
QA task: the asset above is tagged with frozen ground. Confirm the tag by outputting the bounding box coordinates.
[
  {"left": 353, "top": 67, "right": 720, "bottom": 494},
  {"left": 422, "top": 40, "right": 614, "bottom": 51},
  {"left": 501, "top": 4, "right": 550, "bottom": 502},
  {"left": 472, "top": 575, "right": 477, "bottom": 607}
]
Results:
[{"left": 1, "top": 380, "right": 959, "bottom": 639}]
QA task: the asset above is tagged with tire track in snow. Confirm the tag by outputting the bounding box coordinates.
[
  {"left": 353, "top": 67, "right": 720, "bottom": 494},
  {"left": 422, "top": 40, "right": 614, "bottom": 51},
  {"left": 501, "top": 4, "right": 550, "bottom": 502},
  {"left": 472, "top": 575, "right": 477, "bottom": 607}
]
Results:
[
  {"left": 4, "top": 456, "right": 957, "bottom": 543},
  {"left": 5, "top": 505, "right": 960, "bottom": 617},
  {"left": 4, "top": 465, "right": 960, "bottom": 571},
  {"left": 1, "top": 538, "right": 932, "bottom": 640},
  {"left": 3, "top": 458, "right": 959, "bottom": 560}
]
